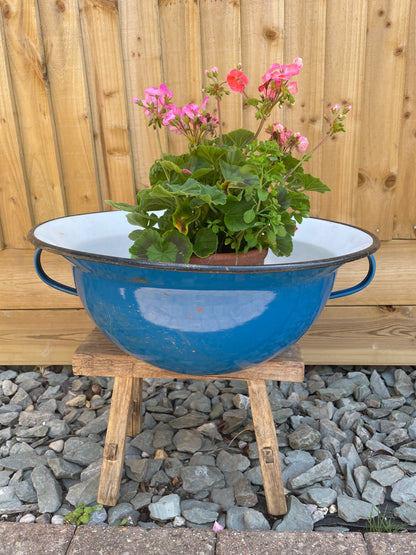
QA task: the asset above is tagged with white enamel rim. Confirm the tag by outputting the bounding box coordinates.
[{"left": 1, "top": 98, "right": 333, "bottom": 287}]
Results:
[{"left": 29, "top": 211, "right": 380, "bottom": 274}]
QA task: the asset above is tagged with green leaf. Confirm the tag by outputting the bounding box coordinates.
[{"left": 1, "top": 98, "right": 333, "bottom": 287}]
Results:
[
  {"left": 243, "top": 208, "right": 256, "bottom": 223},
  {"left": 194, "top": 145, "right": 226, "bottom": 165},
  {"left": 223, "top": 199, "right": 255, "bottom": 231},
  {"left": 163, "top": 230, "right": 193, "bottom": 263},
  {"left": 105, "top": 200, "right": 137, "bottom": 212},
  {"left": 219, "top": 160, "right": 260, "bottom": 188},
  {"left": 172, "top": 201, "right": 198, "bottom": 234},
  {"left": 257, "top": 188, "right": 268, "bottom": 201},
  {"left": 222, "top": 128, "right": 255, "bottom": 148},
  {"left": 297, "top": 172, "right": 331, "bottom": 193},
  {"left": 192, "top": 228, "right": 218, "bottom": 258},
  {"left": 147, "top": 241, "right": 179, "bottom": 263}
]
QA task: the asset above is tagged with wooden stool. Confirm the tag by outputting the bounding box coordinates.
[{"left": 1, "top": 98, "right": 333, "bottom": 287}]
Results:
[{"left": 72, "top": 328, "right": 305, "bottom": 516}]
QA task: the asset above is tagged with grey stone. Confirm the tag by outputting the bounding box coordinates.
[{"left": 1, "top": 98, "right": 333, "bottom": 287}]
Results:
[
  {"left": 181, "top": 499, "right": 220, "bottom": 524},
  {"left": 0, "top": 412, "right": 19, "bottom": 427},
  {"left": 65, "top": 474, "right": 100, "bottom": 507},
  {"left": 63, "top": 437, "right": 104, "bottom": 466},
  {"left": 321, "top": 435, "right": 341, "bottom": 456},
  {"left": 273, "top": 496, "right": 314, "bottom": 531},
  {"left": 153, "top": 425, "right": 174, "bottom": 449},
  {"left": 365, "top": 439, "right": 394, "bottom": 455},
  {"left": 367, "top": 454, "right": 399, "bottom": 471},
  {"left": 173, "top": 429, "right": 202, "bottom": 453},
  {"left": 31, "top": 465, "right": 62, "bottom": 513},
  {"left": 183, "top": 392, "right": 211, "bottom": 413},
  {"left": 394, "top": 368, "right": 414, "bottom": 397},
  {"left": 370, "top": 370, "right": 390, "bottom": 399},
  {"left": 233, "top": 394, "right": 250, "bottom": 410},
  {"left": 190, "top": 454, "right": 216, "bottom": 467},
  {"left": 0, "top": 454, "right": 47, "bottom": 471},
  {"left": 47, "top": 457, "right": 83, "bottom": 479},
  {"left": 397, "top": 447, "right": 416, "bottom": 461},
  {"left": 317, "top": 387, "right": 349, "bottom": 402},
  {"left": 11, "top": 388, "right": 32, "bottom": 409},
  {"left": 80, "top": 459, "right": 103, "bottom": 482},
  {"left": 344, "top": 465, "right": 359, "bottom": 498},
  {"left": 221, "top": 409, "right": 247, "bottom": 434},
  {"left": 243, "top": 508, "right": 271, "bottom": 530},
  {"left": 131, "top": 491, "right": 153, "bottom": 510},
  {"left": 216, "top": 450, "right": 250, "bottom": 473},
  {"left": 130, "top": 430, "right": 156, "bottom": 455},
  {"left": 244, "top": 464, "right": 263, "bottom": 486},
  {"left": 305, "top": 401, "right": 334, "bottom": 420},
  {"left": 383, "top": 429, "right": 409, "bottom": 448},
  {"left": 361, "top": 478, "right": 385, "bottom": 505},
  {"left": 16, "top": 424, "right": 49, "bottom": 438},
  {"left": 169, "top": 412, "right": 208, "bottom": 429},
  {"left": 0, "top": 427, "right": 12, "bottom": 445},
  {"left": 14, "top": 479, "right": 37, "bottom": 503},
  {"left": 287, "top": 424, "right": 320, "bottom": 451},
  {"left": 87, "top": 507, "right": 107, "bottom": 525},
  {"left": 0, "top": 485, "right": 21, "bottom": 508},
  {"left": 150, "top": 470, "right": 169, "bottom": 486},
  {"left": 149, "top": 494, "right": 181, "bottom": 521},
  {"left": 234, "top": 477, "right": 258, "bottom": 507},
  {"left": 0, "top": 370, "right": 18, "bottom": 380},
  {"left": 381, "top": 396, "right": 406, "bottom": 410},
  {"left": 339, "top": 411, "right": 362, "bottom": 431},
  {"left": 288, "top": 458, "right": 336, "bottom": 489},
  {"left": 320, "top": 419, "right": 347, "bottom": 443},
  {"left": 1, "top": 380, "right": 18, "bottom": 396},
  {"left": 353, "top": 465, "right": 370, "bottom": 493},
  {"left": 211, "top": 487, "right": 235, "bottom": 511},
  {"left": 226, "top": 506, "right": 249, "bottom": 530},
  {"left": 108, "top": 502, "right": 139, "bottom": 525},
  {"left": 0, "top": 470, "right": 12, "bottom": 487},
  {"left": 76, "top": 410, "right": 109, "bottom": 436},
  {"left": 181, "top": 465, "right": 225, "bottom": 493},
  {"left": 354, "top": 385, "right": 372, "bottom": 402},
  {"left": 337, "top": 494, "right": 374, "bottom": 522},
  {"left": 48, "top": 420, "right": 70, "bottom": 438},
  {"left": 164, "top": 457, "right": 183, "bottom": 478},
  {"left": 391, "top": 475, "right": 416, "bottom": 503},
  {"left": 393, "top": 501, "right": 416, "bottom": 525},
  {"left": 300, "top": 486, "right": 337, "bottom": 507},
  {"left": 282, "top": 460, "right": 315, "bottom": 487},
  {"left": 340, "top": 443, "right": 362, "bottom": 471},
  {"left": 371, "top": 465, "right": 404, "bottom": 486}
]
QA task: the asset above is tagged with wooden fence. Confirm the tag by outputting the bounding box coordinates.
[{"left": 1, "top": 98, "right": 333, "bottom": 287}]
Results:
[{"left": 0, "top": 0, "right": 415, "bottom": 365}]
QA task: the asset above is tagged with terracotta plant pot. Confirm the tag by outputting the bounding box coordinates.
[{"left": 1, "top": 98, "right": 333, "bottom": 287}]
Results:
[{"left": 189, "top": 249, "right": 268, "bottom": 266}]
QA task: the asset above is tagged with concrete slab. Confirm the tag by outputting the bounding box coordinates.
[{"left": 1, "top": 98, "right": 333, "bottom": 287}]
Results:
[
  {"left": 365, "top": 532, "right": 416, "bottom": 554},
  {"left": 216, "top": 531, "right": 369, "bottom": 555},
  {"left": 0, "top": 523, "right": 75, "bottom": 555},
  {"left": 66, "top": 526, "right": 216, "bottom": 555}
]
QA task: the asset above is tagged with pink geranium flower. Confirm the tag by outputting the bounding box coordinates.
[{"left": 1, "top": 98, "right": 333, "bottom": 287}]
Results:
[{"left": 226, "top": 69, "right": 249, "bottom": 93}]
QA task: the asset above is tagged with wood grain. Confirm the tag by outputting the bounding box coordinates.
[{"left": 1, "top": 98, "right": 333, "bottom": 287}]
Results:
[
  {"left": 0, "top": 17, "right": 32, "bottom": 247},
  {"left": 98, "top": 376, "right": 133, "bottom": 506},
  {"left": 79, "top": 0, "right": 135, "bottom": 204},
  {"left": 72, "top": 328, "right": 305, "bottom": 382},
  {"left": 1, "top": 0, "right": 66, "bottom": 225},
  {"left": 1, "top": 304, "right": 416, "bottom": 366},
  {"left": 356, "top": 0, "right": 411, "bottom": 239},
  {"left": 248, "top": 379, "right": 287, "bottom": 515},
  {"left": 36, "top": 0, "right": 100, "bottom": 215}
]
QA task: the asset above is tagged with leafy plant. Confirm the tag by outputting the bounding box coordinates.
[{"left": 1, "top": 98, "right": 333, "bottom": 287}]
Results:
[
  {"left": 63, "top": 502, "right": 103, "bottom": 526},
  {"left": 367, "top": 505, "right": 406, "bottom": 533},
  {"left": 107, "top": 62, "right": 350, "bottom": 263}
]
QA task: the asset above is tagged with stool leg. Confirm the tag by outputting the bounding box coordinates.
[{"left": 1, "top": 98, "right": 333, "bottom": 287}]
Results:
[
  {"left": 98, "top": 376, "right": 133, "bottom": 506},
  {"left": 247, "top": 379, "right": 287, "bottom": 515},
  {"left": 127, "top": 377, "right": 143, "bottom": 437}
]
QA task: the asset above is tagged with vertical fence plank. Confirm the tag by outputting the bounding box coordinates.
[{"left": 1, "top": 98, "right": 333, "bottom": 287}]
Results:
[
  {"left": 356, "top": 0, "right": 410, "bottom": 239},
  {"left": 118, "top": 2, "right": 165, "bottom": 191},
  {"left": 240, "top": 0, "right": 284, "bottom": 131},
  {"left": 199, "top": 0, "right": 242, "bottom": 134},
  {"left": 159, "top": 0, "right": 202, "bottom": 155},
  {"left": 393, "top": 0, "right": 416, "bottom": 239},
  {"left": 283, "top": 0, "right": 326, "bottom": 218},
  {"left": 79, "top": 0, "right": 135, "bottom": 205},
  {"left": 36, "top": 0, "right": 100, "bottom": 215},
  {"left": 0, "top": 10, "right": 32, "bottom": 248},
  {"left": 318, "top": 0, "right": 367, "bottom": 225},
  {"left": 1, "top": 0, "right": 66, "bottom": 225}
]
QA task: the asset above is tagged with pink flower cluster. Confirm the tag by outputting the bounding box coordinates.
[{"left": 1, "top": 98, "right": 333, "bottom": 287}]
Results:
[
  {"left": 266, "top": 122, "right": 309, "bottom": 154},
  {"left": 259, "top": 58, "right": 303, "bottom": 99},
  {"left": 134, "top": 86, "right": 218, "bottom": 145}
]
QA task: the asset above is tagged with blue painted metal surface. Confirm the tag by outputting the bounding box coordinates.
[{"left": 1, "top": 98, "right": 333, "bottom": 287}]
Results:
[{"left": 30, "top": 213, "right": 379, "bottom": 375}]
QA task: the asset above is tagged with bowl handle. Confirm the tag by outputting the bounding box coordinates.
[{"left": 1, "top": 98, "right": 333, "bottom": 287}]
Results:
[
  {"left": 329, "top": 254, "right": 376, "bottom": 299},
  {"left": 34, "top": 249, "right": 78, "bottom": 296}
]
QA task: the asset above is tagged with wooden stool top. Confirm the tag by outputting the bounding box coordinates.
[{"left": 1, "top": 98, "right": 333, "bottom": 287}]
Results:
[{"left": 72, "top": 328, "right": 304, "bottom": 382}]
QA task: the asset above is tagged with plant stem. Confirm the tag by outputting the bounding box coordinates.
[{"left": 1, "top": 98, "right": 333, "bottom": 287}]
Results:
[
  {"left": 217, "top": 93, "right": 223, "bottom": 147},
  {"left": 156, "top": 128, "right": 170, "bottom": 181}
]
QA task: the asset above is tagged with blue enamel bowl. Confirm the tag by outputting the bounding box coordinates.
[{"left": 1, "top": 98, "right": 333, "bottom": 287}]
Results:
[{"left": 29, "top": 211, "right": 379, "bottom": 375}]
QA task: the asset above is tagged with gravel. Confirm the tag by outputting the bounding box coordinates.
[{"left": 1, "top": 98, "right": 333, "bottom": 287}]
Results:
[{"left": 1, "top": 362, "right": 416, "bottom": 530}]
